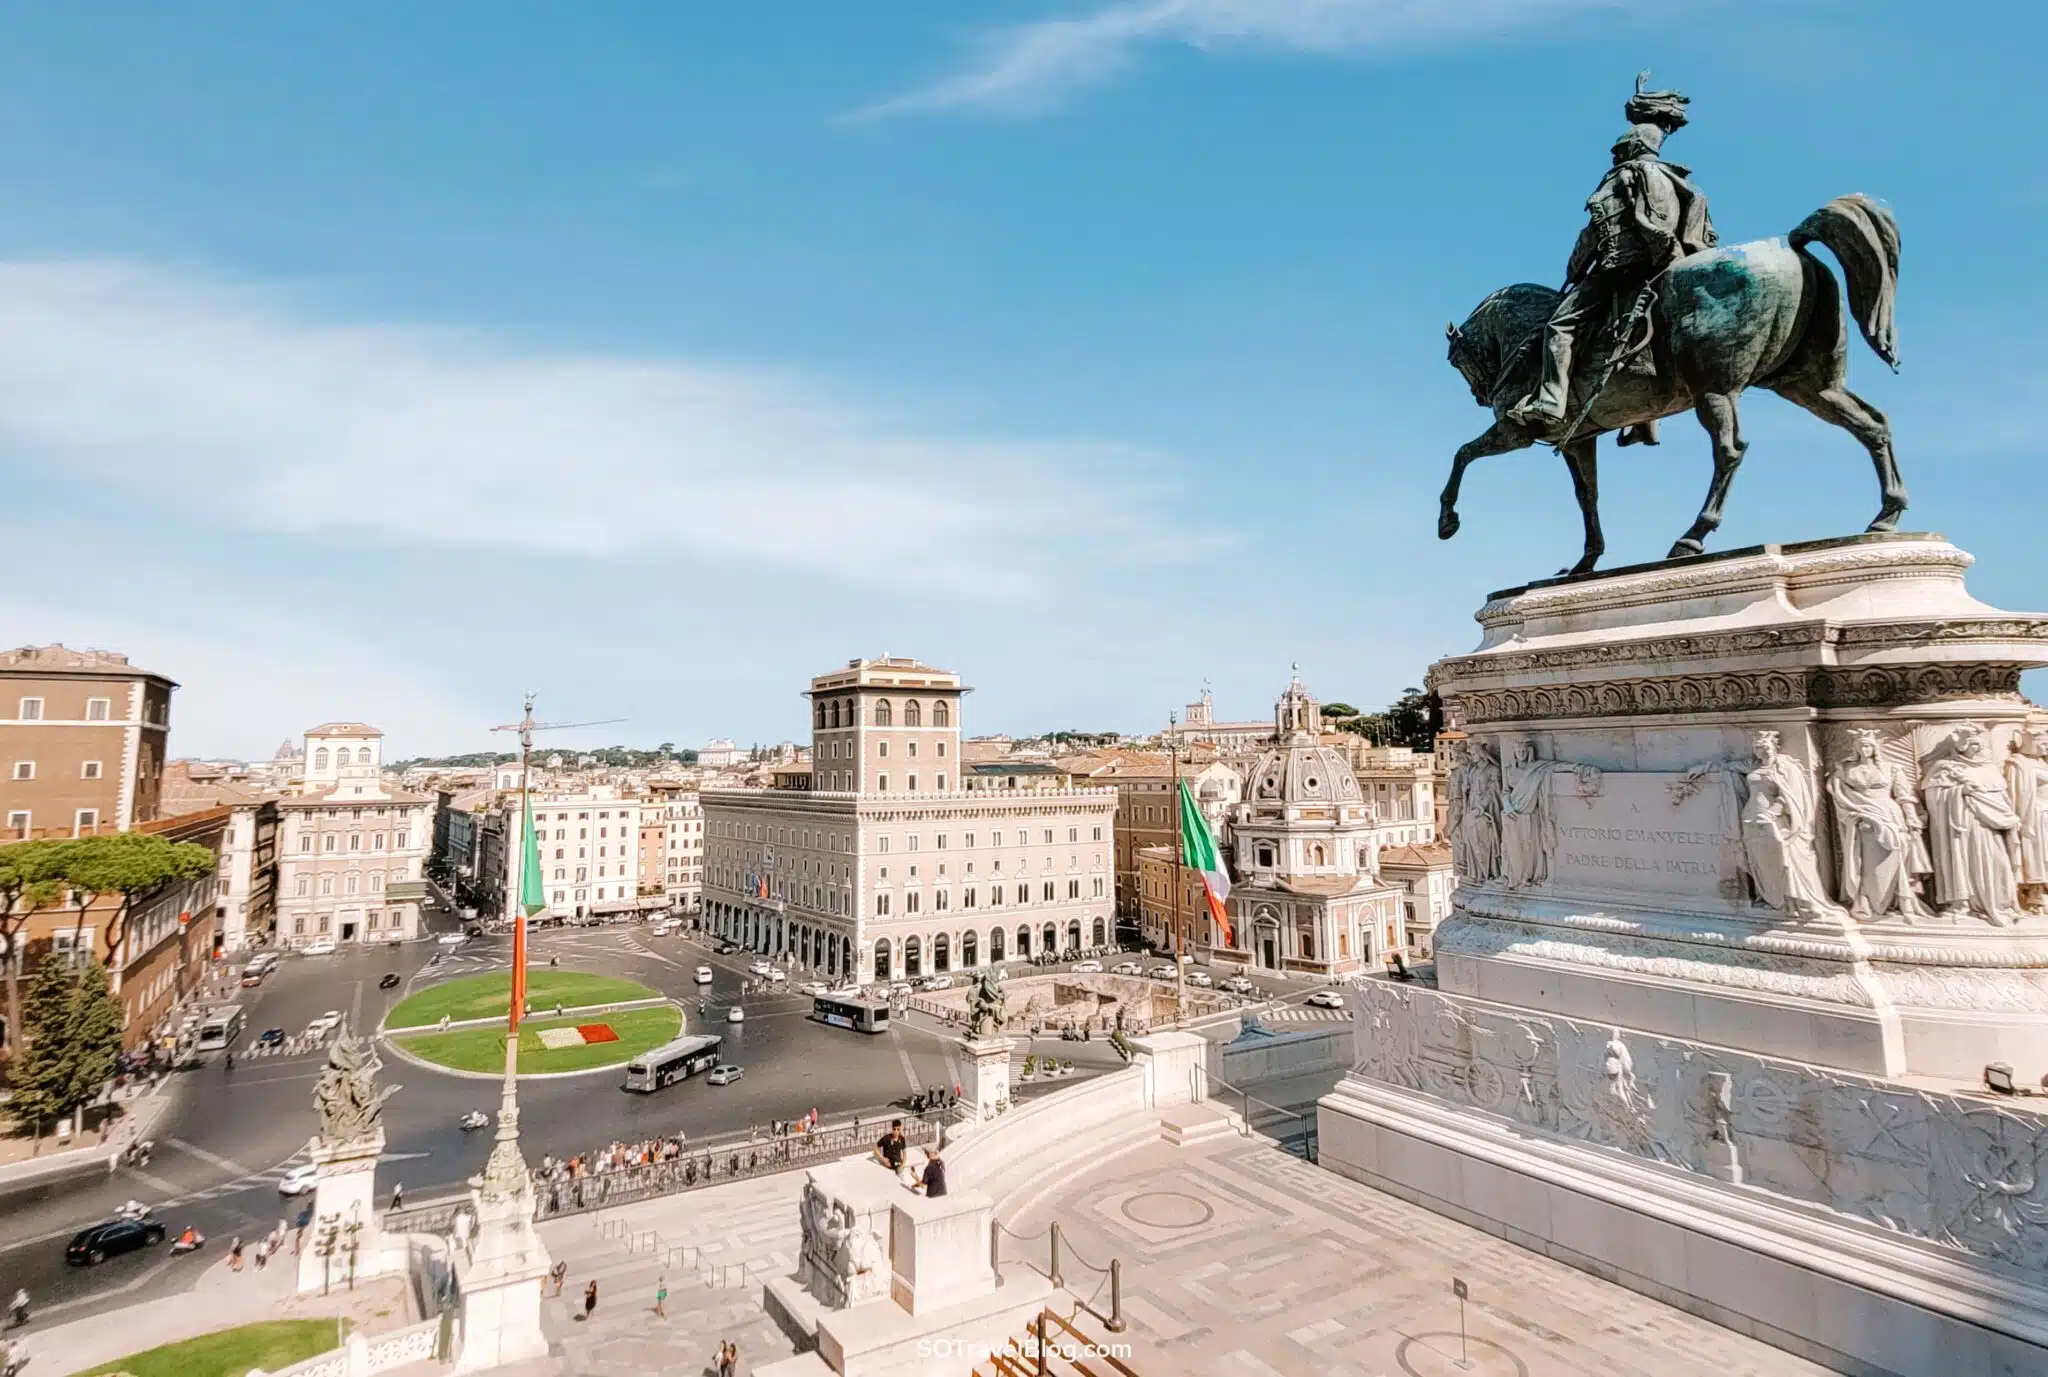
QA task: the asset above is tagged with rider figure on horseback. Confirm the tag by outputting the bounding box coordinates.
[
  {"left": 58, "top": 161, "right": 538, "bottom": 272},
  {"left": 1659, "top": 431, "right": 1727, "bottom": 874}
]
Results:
[{"left": 1508, "top": 75, "right": 1716, "bottom": 440}]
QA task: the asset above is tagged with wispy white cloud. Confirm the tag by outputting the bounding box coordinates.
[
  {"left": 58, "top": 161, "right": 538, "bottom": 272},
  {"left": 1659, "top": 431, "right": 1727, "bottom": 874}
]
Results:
[
  {"left": 852, "top": 0, "right": 1635, "bottom": 119},
  {"left": 0, "top": 261, "right": 1211, "bottom": 599}
]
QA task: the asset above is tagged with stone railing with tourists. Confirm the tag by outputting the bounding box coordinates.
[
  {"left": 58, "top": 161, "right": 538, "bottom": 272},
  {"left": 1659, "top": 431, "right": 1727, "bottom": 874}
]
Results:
[
  {"left": 381, "top": 1194, "right": 472, "bottom": 1238},
  {"left": 531, "top": 1118, "right": 941, "bottom": 1220}
]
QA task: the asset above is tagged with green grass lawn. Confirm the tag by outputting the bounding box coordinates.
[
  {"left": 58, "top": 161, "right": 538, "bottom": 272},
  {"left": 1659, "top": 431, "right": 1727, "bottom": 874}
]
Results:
[
  {"left": 392, "top": 1003, "right": 683, "bottom": 1074},
  {"left": 78, "top": 1318, "right": 345, "bottom": 1377},
  {"left": 386, "top": 969, "right": 656, "bottom": 1029}
]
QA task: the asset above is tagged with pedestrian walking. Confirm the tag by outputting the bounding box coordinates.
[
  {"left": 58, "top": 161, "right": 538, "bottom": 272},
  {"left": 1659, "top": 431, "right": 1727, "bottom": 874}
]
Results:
[
  {"left": 653, "top": 1275, "right": 667, "bottom": 1319},
  {"left": 391, "top": 1182, "right": 404, "bottom": 1210},
  {"left": 224, "top": 1051, "right": 234, "bottom": 1077},
  {"left": 230, "top": 1236, "right": 244, "bottom": 1271},
  {"left": 8, "top": 1289, "right": 27, "bottom": 1329},
  {"left": 716, "top": 1339, "right": 738, "bottom": 1377},
  {"left": 582, "top": 1279, "right": 598, "bottom": 1322},
  {"left": 550, "top": 1260, "right": 568, "bottom": 1296}
]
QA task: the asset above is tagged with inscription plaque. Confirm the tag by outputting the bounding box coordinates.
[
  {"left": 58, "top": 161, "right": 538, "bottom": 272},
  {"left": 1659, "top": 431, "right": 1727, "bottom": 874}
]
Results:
[{"left": 1548, "top": 771, "right": 1746, "bottom": 905}]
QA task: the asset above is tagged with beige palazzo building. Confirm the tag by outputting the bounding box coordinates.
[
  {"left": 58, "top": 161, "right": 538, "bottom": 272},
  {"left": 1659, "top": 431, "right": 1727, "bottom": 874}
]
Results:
[{"left": 701, "top": 657, "right": 1119, "bottom": 984}]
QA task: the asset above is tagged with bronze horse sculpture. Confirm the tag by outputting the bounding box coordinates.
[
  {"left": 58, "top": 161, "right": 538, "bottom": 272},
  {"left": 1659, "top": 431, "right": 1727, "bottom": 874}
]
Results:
[{"left": 1439, "top": 193, "right": 1902, "bottom": 575}]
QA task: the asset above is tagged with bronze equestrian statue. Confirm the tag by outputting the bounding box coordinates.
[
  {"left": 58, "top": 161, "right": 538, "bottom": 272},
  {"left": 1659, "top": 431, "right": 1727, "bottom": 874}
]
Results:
[{"left": 1439, "top": 74, "right": 1902, "bottom": 576}]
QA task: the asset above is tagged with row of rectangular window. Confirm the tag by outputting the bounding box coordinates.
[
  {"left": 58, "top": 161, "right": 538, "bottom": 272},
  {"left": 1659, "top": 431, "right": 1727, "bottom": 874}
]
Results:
[
  {"left": 12, "top": 697, "right": 113, "bottom": 721},
  {"left": 4, "top": 808, "right": 100, "bottom": 835},
  {"left": 9, "top": 760, "right": 103, "bottom": 781},
  {"left": 299, "top": 832, "right": 410, "bottom": 852},
  {"left": 873, "top": 877, "right": 1104, "bottom": 914}
]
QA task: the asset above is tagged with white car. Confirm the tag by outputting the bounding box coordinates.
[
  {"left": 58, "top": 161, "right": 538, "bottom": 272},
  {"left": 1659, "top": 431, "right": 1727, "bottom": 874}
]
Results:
[
  {"left": 278, "top": 1163, "right": 320, "bottom": 1196},
  {"left": 798, "top": 981, "right": 828, "bottom": 997},
  {"left": 1072, "top": 960, "right": 1103, "bottom": 973},
  {"left": 302, "top": 939, "right": 337, "bottom": 956},
  {"left": 889, "top": 982, "right": 913, "bottom": 997},
  {"left": 1149, "top": 966, "right": 1177, "bottom": 981},
  {"left": 764, "top": 969, "right": 788, "bottom": 984},
  {"left": 308, "top": 1011, "right": 343, "bottom": 1037},
  {"left": 1222, "top": 976, "right": 1255, "bottom": 995},
  {"left": 748, "top": 960, "right": 773, "bottom": 976},
  {"left": 650, "top": 922, "right": 673, "bottom": 937},
  {"left": 437, "top": 932, "right": 467, "bottom": 947},
  {"left": 1187, "top": 970, "right": 1213, "bottom": 987},
  {"left": 726, "top": 1006, "right": 746, "bottom": 1024},
  {"left": 1110, "top": 961, "right": 1143, "bottom": 976},
  {"left": 706, "top": 1065, "right": 744, "bottom": 1086},
  {"left": 1306, "top": 991, "right": 1346, "bottom": 1010},
  {"left": 918, "top": 976, "right": 954, "bottom": 991},
  {"left": 694, "top": 965, "right": 715, "bottom": 985}
]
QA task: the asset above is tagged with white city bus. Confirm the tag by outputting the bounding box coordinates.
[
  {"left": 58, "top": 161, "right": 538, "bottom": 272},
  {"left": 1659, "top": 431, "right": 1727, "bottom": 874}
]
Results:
[
  {"left": 196, "top": 1006, "right": 246, "bottom": 1052},
  {"left": 621, "top": 1034, "right": 722, "bottom": 1092}
]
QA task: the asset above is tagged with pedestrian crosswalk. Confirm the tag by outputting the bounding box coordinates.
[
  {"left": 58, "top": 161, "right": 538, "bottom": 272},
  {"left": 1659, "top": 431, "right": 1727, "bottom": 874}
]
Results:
[
  {"left": 238, "top": 1030, "right": 341, "bottom": 1060},
  {"left": 1258, "top": 1005, "right": 1351, "bottom": 1023},
  {"left": 141, "top": 1146, "right": 312, "bottom": 1207}
]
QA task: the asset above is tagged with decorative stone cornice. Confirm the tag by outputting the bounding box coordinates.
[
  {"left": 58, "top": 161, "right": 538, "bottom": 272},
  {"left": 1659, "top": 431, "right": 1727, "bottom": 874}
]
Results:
[{"left": 1447, "top": 663, "right": 2027, "bottom": 724}]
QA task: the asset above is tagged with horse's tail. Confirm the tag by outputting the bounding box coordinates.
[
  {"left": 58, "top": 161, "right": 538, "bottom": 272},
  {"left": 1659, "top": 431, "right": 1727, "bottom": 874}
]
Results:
[{"left": 1790, "top": 194, "right": 1900, "bottom": 371}]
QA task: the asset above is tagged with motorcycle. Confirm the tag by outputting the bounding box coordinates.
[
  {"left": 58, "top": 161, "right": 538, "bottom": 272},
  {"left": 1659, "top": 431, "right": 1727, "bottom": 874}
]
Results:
[
  {"left": 170, "top": 1229, "right": 206, "bottom": 1256},
  {"left": 4, "top": 1338, "right": 30, "bottom": 1377},
  {"left": 114, "top": 1200, "right": 152, "bottom": 1222},
  {"left": 122, "top": 1139, "right": 154, "bottom": 1169},
  {"left": 458, "top": 1110, "right": 490, "bottom": 1132}
]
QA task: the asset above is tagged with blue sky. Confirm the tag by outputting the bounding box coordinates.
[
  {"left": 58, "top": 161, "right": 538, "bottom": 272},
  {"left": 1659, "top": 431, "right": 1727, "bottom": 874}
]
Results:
[{"left": 3, "top": 2, "right": 2042, "bottom": 758}]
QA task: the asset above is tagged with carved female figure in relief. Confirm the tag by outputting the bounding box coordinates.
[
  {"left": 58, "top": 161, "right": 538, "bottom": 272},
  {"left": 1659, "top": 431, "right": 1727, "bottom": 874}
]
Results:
[
  {"left": 1500, "top": 739, "right": 1570, "bottom": 888},
  {"left": 1450, "top": 739, "right": 1503, "bottom": 883},
  {"left": 1921, "top": 723, "right": 2023, "bottom": 925},
  {"left": 1740, "top": 731, "right": 1840, "bottom": 920},
  {"left": 2007, "top": 726, "right": 2048, "bottom": 914},
  {"left": 1826, "top": 729, "right": 1929, "bottom": 921}
]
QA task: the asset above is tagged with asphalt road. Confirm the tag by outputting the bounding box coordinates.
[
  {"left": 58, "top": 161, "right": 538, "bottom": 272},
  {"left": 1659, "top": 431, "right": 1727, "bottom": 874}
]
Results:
[{"left": 0, "top": 910, "right": 1331, "bottom": 1333}]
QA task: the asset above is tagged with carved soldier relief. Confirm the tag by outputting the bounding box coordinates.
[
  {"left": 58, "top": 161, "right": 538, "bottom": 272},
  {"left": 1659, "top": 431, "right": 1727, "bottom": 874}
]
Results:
[
  {"left": 1739, "top": 730, "right": 1842, "bottom": 921},
  {"left": 2006, "top": 725, "right": 2048, "bottom": 914}
]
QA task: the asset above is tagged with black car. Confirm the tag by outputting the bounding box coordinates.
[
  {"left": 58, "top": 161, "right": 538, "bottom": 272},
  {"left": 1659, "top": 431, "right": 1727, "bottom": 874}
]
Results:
[
  {"left": 257, "top": 1026, "right": 285, "bottom": 1047},
  {"left": 67, "top": 1218, "right": 165, "bottom": 1266},
  {"left": 464, "top": 923, "right": 483, "bottom": 937},
  {"left": 379, "top": 972, "right": 401, "bottom": 989}
]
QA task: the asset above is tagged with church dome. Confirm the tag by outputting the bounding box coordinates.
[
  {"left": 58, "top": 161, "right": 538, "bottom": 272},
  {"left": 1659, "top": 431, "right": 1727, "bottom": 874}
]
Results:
[
  {"left": 1247, "top": 670, "right": 1362, "bottom": 806},
  {"left": 1247, "top": 740, "right": 1363, "bottom": 807}
]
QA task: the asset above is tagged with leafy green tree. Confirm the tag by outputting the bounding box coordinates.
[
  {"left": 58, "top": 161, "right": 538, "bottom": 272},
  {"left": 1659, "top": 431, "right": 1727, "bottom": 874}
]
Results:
[
  {"left": 0, "top": 840, "right": 72, "bottom": 1063},
  {"left": 58, "top": 832, "right": 216, "bottom": 988},
  {"left": 1319, "top": 702, "right": 1361, "bottom": 720},
  {"left": 1383, "top": 688, "right": 1443, "bottom": 752},
  {"left": 10, "top": 955, "right": 123, "bottom": 1133}
]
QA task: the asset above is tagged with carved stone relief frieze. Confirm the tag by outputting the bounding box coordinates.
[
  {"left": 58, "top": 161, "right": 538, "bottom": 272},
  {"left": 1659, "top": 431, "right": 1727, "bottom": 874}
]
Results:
[
  {"left": 1351, "top": 982, "right": 2048, "bottom": 1273},
  {"left": 1443, "top": 663, "right": 2025, "bottom": 726}
]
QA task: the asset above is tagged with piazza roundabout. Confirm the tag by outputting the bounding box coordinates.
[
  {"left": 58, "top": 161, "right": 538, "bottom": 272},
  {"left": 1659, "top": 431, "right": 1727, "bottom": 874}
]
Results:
[{"left": 381, "top": 968, "right": 682, "bottom": 1077}]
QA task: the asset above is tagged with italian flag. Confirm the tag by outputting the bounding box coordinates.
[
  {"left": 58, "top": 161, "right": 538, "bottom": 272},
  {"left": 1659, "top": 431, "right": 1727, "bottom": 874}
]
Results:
[
  {"left": 1178, "top": 778, "right": 1233, "bottom": 946},
  {"left": 512, "top": 794, "right": 546, "bottom": 1031}
]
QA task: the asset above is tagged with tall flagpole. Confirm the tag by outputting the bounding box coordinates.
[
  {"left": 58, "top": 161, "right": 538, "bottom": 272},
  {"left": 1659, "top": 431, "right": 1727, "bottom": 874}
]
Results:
[
  {"left": 1170, "top": 710, "right": 1186, "bottom": 1030},
  {"left": 491, "top": 695, "right": 536, "bottom": 1171}
]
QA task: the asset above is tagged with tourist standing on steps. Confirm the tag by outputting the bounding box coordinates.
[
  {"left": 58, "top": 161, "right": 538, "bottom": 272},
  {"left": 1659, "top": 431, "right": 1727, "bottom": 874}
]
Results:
[{"left": 583, "top": 1279, "right": 598, "bottom": 1321}]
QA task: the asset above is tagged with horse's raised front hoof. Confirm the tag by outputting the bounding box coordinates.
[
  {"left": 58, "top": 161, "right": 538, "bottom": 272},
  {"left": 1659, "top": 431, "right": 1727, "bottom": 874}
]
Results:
[
  {"left": 1438, "top": 507, "right": 1461, "bottom": 541},
  {"left": 1668, "top": 538, "right": 1705, "bottom": 559}
]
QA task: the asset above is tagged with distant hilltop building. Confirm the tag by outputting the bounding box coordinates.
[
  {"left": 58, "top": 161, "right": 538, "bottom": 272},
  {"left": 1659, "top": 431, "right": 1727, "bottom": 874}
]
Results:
[
  {"left": 697, "top": 738, "right": 744, "bottom": 768},
  {"left": 1164, "top": 687, "right": 1274, "bottom": 754}
]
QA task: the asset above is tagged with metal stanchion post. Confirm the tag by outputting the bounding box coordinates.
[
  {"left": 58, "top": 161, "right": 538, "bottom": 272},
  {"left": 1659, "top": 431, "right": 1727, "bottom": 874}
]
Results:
[
  {"left": 1048, "top": 1221, "right": 1064, "bottom": 1288},
  {"left": 1035, "top": 1311, "right": 1049, "bottom": 1377},
  {"left": 1107, "top": 1258, "right": 1127, "bottom": 1333}
]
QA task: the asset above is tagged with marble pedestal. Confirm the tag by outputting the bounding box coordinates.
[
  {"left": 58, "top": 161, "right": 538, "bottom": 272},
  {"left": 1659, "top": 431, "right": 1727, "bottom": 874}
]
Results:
[
  {"left": 764, "top": 1160, "right": 1049, "bottom": 1377},
  {"left": 452, "top": 1180, "right": 552, "bottom": 1374},
  {"left": 1320, "top": 535, "right": 2048, "bottom": 1375},
  {"left": 1432, "top": 534, "right": 2048, "bottom": 1080},
  {"left": 961, "top": 1037, "right": 1012, "bottom": 1123},
  {"left": 1126, "top": 1030, "right": 1207, "bottom": 1109},
  {"left": 297, "top": 1130, "right": 401, "bottom": 1296}
]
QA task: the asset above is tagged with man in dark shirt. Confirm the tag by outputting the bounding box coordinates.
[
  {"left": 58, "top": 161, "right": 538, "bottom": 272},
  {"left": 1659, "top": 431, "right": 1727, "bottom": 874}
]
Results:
[
  {"left": 876, "top": 1120, "right": 907, "bottom": 1173},
  {"left": 918, "top": 1150, "right": 947, "bottom": 1199}
]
